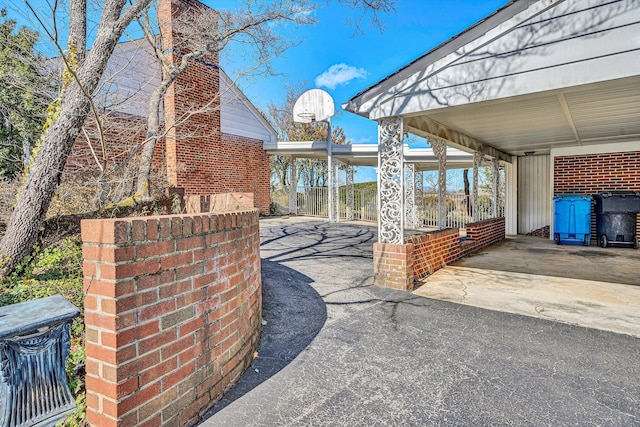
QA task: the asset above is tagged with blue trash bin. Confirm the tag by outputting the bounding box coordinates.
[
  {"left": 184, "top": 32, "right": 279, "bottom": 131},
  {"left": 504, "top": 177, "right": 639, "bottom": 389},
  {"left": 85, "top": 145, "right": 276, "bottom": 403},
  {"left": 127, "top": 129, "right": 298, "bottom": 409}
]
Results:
[{"left": 553, "top": 195, "right": 592, "bottom": 246}]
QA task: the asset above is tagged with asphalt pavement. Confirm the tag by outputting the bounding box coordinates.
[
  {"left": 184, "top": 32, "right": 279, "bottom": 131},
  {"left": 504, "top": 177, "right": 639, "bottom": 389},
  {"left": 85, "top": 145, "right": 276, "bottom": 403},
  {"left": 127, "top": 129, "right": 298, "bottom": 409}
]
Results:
[{"left": 199, "top": 217, "right": 640, "bottom": 426}]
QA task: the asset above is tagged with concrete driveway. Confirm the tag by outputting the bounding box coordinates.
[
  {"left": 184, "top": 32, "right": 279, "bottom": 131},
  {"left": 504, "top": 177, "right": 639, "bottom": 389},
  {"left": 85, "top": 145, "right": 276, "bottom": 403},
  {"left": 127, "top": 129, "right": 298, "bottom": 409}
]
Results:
[
  {"left": 415, "top": 235, "right": 640, "bottom": 338},
  {"left": 200, "top": 218, "right": 640, "bottom": 426}
]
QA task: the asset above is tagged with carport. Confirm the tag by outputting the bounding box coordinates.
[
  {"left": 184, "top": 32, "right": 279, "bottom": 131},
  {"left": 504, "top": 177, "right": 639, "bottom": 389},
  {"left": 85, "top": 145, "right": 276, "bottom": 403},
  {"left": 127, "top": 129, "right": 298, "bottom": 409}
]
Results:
[{"left": 344, "top": 0, "right": 640, "bottom": 290}]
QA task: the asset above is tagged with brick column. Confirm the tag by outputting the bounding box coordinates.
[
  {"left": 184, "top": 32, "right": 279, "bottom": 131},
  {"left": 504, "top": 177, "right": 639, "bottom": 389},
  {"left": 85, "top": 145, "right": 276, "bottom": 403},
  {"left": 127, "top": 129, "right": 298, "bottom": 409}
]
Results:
[{"left": 373, "top": 243, "right": 414, "bottom": 291}]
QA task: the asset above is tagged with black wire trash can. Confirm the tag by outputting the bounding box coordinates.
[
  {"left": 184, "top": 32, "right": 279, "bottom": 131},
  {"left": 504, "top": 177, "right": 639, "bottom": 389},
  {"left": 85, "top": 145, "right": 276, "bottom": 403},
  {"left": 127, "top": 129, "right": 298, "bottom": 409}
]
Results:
[{"left": 594, "top": 191, "right": 640, "bottom": 249}]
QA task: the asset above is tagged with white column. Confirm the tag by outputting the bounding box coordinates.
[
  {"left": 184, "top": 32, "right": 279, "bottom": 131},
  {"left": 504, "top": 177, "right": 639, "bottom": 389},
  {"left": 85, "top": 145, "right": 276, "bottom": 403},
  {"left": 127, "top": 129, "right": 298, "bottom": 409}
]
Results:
[
  {"left": 415, "top": 170, "right": 424, "bottom": 227},
  {"left": 504, "top": 157, "right": 518, "bottom": 235},
  {"left": 289, "top": 157, "right": 297, "bottom": 215},
  {"left": 492, "top": 158, "right": 500, "bottom": 218},
  {"left": 378, "top": 118, "right": 404, "bottom": 244},
  {"left": 431, "top": 138, "right": 447, "bottom": 230},
  {"left": 472, "top": 152, "right": 484, "bottom": 222},
  {"left": 346, "top": 164, "right": 354, "bottom": 221},
  {"left": 329, "top": 157, "right": 339, "bottom": 222},
  {"left": 404, "top": 164, "right": 416, "bottom": 229}
]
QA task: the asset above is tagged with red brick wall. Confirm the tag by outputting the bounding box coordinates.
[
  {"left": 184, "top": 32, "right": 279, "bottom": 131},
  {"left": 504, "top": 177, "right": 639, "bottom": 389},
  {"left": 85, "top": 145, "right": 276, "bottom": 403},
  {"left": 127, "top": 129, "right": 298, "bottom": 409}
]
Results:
[
  {"left": 373, "top": 218, "right": 506, "bottom": 290},
  {"left": 405, "top": 229, "right": 461, "bottom": 281},
  {"left": 462, "top": 217, "right": 506, "bottom": 256},
  {"left": 81, "top": 210, "right": 262, "bottom": 427},
  {"left": 554, "top": 151, "right": 640, "bottom": 238},
  {"left": 219, "top": 133, "right": 271, "bottom": 215},
  {"left": 373, "top": 243, "right": 414, "bottom": 291}
]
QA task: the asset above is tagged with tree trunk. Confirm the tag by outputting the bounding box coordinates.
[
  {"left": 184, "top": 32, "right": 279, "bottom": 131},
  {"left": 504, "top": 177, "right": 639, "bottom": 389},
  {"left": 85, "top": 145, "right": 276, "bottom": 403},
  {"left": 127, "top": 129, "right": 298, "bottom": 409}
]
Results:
[
  {"left": 69, "top": 0, "right": 87, "bottom": 61},
  {"left": 463, "top": 168, "right": 471, "bottom": 216},
  {"left": 0, "top": 0, "right": 152, "bottom": 278},
  {"left": 136, "top": 82, "right": 167, "bottom": 199}
]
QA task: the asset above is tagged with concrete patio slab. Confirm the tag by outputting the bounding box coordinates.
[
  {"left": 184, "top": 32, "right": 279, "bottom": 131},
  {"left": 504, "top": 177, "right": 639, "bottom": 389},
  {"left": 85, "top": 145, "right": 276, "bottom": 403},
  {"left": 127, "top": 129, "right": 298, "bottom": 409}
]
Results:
[
  {"left": 414, "top": 265, "right": 640, "bottom": 338},
  {"left": 414, "top": 235, "right": 640, "bottom": 337}
]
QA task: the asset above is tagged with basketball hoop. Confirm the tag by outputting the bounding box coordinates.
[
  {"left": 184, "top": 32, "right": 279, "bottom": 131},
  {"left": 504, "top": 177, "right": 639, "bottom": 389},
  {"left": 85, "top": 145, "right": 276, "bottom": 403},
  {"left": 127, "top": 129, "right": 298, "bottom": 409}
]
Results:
[{"left": 293, "top": 89, "right": 334, "bottom": 124}]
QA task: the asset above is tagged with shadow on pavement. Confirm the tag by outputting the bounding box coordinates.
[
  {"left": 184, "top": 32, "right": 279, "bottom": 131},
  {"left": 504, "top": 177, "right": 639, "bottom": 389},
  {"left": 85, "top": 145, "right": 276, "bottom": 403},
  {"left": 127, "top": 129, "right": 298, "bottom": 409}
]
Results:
[{"left": 200, "top": 258, "right": 327, "bottom": 418}]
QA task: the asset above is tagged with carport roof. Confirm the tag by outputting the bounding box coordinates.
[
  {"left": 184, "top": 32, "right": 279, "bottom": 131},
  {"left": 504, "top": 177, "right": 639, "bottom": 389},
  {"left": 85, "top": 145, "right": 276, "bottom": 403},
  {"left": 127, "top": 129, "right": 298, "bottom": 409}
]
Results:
[
  {"left": 344, "top": 0, "right": 640, "bottom": 160},
  {"left": 263, "top": 141, "right": 475, "bottom": 171}
]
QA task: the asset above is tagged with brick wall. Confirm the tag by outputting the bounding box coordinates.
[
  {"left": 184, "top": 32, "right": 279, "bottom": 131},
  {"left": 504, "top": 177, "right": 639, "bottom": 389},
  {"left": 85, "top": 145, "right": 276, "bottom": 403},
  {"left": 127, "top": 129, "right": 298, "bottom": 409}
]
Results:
[
  {"left": 373, "top": 243, "right": 414, "bottom": 291},
  {"left": 462, "top": 217, "right": 506, "bottom": 256},
  {"left": 81, "top": 209, "right": 261, "bottom": 427},
  {"left": 405, "top": 229, "right": 461, "bottom": 281},
  {"left": 554, "top": 150, "right": 640, "bottom": 238},
  {"left": 373, "top": 218, "right": 506, "bottom": 290}
]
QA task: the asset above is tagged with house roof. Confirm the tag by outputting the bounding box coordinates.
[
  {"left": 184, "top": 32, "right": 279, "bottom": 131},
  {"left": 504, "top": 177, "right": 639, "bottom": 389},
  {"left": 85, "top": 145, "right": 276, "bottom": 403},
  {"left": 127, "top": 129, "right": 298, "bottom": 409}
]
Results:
[{"left": 344, "top": 0, "right": 640, "bottom": 160}]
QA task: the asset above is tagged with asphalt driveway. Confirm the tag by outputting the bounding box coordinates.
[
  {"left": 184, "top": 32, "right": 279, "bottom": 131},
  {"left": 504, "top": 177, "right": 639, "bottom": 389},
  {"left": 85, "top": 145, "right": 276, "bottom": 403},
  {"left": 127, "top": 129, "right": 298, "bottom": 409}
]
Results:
[{"left": 200, "top": 217, "right": 640, "bottom": 426}]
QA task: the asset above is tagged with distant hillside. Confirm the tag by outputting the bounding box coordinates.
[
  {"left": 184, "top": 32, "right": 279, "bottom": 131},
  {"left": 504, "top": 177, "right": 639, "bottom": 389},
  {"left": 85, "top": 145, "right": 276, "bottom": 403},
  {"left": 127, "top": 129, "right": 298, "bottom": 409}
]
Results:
[{"left": 353, "top": 182, "right": 376, "bottom": 192}]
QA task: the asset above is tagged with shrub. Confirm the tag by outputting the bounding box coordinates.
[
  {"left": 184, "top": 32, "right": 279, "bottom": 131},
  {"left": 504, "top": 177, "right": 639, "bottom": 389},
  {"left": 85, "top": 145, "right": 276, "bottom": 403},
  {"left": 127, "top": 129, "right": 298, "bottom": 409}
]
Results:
[{"left": 0, "top": 236, "right": 86, "bottom": 426}]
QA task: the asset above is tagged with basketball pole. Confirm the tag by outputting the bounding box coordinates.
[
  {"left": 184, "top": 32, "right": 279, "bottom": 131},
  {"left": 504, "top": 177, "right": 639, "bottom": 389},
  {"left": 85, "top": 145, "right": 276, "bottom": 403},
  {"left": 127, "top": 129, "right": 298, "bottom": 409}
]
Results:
[{"left": 327, "top": 118, "right": 335, "bottom": 223}]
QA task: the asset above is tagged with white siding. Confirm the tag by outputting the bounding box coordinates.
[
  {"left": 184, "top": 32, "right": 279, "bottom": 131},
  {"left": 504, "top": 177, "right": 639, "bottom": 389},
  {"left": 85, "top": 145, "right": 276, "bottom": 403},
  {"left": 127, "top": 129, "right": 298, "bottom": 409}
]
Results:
[
  {"left": 518, "top": 154, "right": 550, "bottom": 234},
  {"left": 98, "top": 40, "right": 160, "bottom": 117},
  {"left": 220, "top": 74, "right": 275, "bottom": 143}
]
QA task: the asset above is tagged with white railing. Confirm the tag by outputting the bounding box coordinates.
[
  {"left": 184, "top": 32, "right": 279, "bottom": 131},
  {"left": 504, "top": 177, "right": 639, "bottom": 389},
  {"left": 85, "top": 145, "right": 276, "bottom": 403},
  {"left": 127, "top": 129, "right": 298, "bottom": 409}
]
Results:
[
  {"left": 422, "top": 193, "right": 504, "bottom": 229},
  {"left": 296, "top": 186, "right": 328, "bottom": 217},
  {"left": 270, "top": 187, "right": 504, "bottom": 228},
  {"left": 339, "top": 188, "right": 378, "bottom": 222}
]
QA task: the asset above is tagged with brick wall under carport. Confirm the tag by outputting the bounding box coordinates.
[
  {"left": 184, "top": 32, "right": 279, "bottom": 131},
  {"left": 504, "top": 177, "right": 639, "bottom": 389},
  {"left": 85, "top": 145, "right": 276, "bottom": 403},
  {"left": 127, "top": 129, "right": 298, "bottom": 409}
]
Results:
[
  {"left": 81, "top": 210, "right": 261, "bottom": 427},
  {"left": 373, "top": 218, "right": 506, "bottom": 290},
  {"left": 554, "top": 150, "right": 640, "bottom": 238}
]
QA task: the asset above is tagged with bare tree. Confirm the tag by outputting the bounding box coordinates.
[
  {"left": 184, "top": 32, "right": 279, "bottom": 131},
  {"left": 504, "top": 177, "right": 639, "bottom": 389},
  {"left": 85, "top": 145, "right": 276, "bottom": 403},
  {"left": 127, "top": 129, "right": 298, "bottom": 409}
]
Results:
[
  {"left": 0, "top": 0, "right": 397, "bottom": 277},
  {"left": 134, "top": 0, "right": 315, "bottom": 199},
  {"left": 0, "top": 0, "right": 153, "bottom": 277}
]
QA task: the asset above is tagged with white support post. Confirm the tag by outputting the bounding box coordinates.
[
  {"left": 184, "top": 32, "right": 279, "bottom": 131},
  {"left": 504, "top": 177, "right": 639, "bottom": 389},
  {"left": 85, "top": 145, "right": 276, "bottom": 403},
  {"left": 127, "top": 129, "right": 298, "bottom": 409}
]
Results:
[
  {"left": 431, "top": 138, "right": 447, "bottom": 230},
  {"left": 378, "top": 118, "right": 404, "bottom": 244},
  {"left": 346, "top": 164, "right": 355, "bottom": 221},
  {"left": 472, "top": 152, "right": 484, "bottom": 222},
  {"left": 329, "top": 157, "right": 339, "bottom": 222},
  {"left": 405, "top": 164, "right": 416, "bottom": 229},
  {"left": 415, "top": 170, "right": 424, "bottom": 227},
  {"left": 327, "top": 120, "right": 336, "bottom": 223},
  {"left": 504, "top": 158, "right": 518, "bottom": 235},
  {"left": 492, "top": 158, "right": 500, "bottom": 218},
  {"left": 289, "top": 157, "right": 297, "bottom": 215}
]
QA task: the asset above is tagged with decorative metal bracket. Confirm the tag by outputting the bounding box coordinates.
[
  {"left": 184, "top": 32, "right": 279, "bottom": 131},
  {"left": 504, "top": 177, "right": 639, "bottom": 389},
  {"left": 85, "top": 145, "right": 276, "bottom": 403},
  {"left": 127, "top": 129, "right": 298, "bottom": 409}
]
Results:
[
  {"left": 378, "top": 117, "right": 404, "bottom": 244},
  {"left": 431, "top": 137, "right": 447, "bottom": 230},
  {"left": 346, "top": 164, "right": 354, "bottom": 221},
  {"left": 492, "top": 158, "right": 500, "bottom": 218},
  {"left": 472, "top": 152, "right": 485, "bottom": 222},
  {"left": 415, "top": 170, "right": 424, "bottom": 227},
  {"left": 405, "top": 164, "right": 416, "bottom": 229}
]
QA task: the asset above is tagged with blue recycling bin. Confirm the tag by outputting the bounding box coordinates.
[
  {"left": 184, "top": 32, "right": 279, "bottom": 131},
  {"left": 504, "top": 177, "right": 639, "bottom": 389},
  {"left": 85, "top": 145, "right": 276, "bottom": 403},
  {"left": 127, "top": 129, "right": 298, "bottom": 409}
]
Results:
[{"left": 553, "top": 195, "right": 592, "bottom": 246}]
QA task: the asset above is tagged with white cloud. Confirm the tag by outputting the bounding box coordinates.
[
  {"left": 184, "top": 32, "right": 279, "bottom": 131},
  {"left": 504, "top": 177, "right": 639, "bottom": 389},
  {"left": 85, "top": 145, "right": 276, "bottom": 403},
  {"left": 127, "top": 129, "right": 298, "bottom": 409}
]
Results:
[{"left": 315, "top": 63, "right": 368, "bottom": 90}]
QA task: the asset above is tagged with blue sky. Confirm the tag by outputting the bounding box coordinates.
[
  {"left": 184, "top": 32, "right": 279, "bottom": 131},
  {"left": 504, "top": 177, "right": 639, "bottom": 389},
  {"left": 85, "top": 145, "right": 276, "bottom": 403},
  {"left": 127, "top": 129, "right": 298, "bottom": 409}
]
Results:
[
  {"left": 212, "top": 0, "right": 508, "bottom": 147},
  {"left": 210, "top": 0, "right": 508, "bottom": 183}
]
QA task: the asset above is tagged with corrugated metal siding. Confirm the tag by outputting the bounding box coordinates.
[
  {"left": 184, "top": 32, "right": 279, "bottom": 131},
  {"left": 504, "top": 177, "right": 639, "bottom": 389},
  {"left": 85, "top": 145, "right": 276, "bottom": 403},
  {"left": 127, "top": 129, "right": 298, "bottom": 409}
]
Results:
[{"left": 518, "top": 155, "right": 550, "bottom": 234}]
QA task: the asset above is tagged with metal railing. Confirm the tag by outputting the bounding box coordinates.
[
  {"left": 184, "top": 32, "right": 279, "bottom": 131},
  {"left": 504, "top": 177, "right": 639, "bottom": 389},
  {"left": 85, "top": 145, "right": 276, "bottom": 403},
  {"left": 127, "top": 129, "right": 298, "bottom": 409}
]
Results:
[
  {"left": 422, "top": 193, "right": 504, "bottom": 229},
  {"left": 271, "top": 187, "right": 504, "bottom": 228},
  {"left": 296, "top": 186, "right": 328, "bottom": 217}
]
